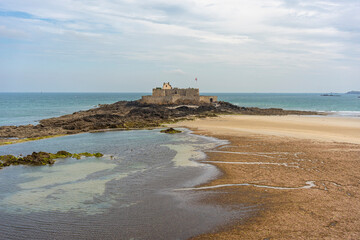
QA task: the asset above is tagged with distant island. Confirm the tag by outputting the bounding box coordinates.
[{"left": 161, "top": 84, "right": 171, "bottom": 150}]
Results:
[
  {"left": 346, "top": 91, "right": 360, "bottom": 94},
  {"left": 0, "top": 83, "right": 319, "bottom": 145},
  {"left": 321, "top": 93, "right": 340, "bottom": 97}
]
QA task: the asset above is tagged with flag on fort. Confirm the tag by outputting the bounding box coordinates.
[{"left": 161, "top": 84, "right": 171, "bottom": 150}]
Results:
[{"left": 195, "top": 77, "right": 197, "bottom": 82}]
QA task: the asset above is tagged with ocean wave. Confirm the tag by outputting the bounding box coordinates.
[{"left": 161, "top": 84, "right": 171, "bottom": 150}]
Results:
[{"left": 325, "top": 111, "right": 360, "bottom": 117}]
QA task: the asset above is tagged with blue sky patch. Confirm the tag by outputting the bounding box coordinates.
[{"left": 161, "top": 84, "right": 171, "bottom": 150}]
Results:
[{"left": 0, "top": 10, "right": 34, "bottom": 19}]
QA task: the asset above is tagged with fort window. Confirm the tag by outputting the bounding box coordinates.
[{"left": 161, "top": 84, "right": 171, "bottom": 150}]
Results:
[
  {"left": 210, "top": 98, "right": 213, "bottom": 103},
  {"left": 162, "top": 82, "right": 172, "bottom": 90}
]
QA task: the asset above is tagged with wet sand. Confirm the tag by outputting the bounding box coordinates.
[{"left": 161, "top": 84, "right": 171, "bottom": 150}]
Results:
[{"left": 171, "top": 115, "right": 360, "bottom": 239}]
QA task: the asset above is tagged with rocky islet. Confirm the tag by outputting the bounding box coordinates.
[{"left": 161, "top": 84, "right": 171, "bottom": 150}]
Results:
[{"left": 0, "top": 100, "right": 318, "bottom": 142}]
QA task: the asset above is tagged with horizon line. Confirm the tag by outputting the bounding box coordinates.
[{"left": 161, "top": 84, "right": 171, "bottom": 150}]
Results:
[{"left": 0, "top": 91, "right": 356, "bottom": 94}]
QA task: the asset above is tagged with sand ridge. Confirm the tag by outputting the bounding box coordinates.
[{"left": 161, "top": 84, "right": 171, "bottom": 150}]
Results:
[{"left": 173, "top": 115, "right": 360, "bottom": 144}]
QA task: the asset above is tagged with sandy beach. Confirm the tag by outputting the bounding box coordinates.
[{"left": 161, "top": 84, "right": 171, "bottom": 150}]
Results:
[
  {"left": 175, "top": 115, "right": 360, "bottom": 144},
  {"left": 171, "top": 115, "right": 360, "bottom": 239}
]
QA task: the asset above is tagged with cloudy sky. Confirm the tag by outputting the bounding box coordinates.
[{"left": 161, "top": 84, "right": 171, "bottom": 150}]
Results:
[{"left": 0, "top": 0, "right": 359, "bottom": 92}]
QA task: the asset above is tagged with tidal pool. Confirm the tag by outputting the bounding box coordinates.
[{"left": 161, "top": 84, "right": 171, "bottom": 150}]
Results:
[{"left": 0, "top": 129, "right": 249, "bottom": 239}]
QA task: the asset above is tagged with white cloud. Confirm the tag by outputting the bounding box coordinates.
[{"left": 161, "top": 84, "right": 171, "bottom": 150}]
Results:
[
  {"left": 0, "top": 0, "right": 359, "bottom": 92},
  {"left": 0, "top": 25, "right": 27, "bottom": 39},
  {"left": 165, "top": 68, "right": 186, "bottom": 75}
]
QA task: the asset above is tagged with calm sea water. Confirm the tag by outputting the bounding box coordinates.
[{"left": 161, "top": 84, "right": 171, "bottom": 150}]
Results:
[
  {"left": 216, "top": 93, "right": 360, "bottom": 114},
  {"left": 0, "top": 93, "right": 145, "bottom": 126},
  {"left": 0, "top": 129, "right": 249, "bottom": 239},
  {"left": 0, "top": 92, "right": 359, "bottom": 126}
]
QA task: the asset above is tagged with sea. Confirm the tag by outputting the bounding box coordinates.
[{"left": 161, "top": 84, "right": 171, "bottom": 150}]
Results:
[
  {"left": 0, "top": 92, "right": 359, "bottom": 126},
  {"left": 0, "top": 92, "right": 359, "bottom": 239}
]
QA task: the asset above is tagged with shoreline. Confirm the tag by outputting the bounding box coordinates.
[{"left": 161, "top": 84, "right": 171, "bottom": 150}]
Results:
[{"left": 170, "top": 115, "right": 360, "bottom": 239}]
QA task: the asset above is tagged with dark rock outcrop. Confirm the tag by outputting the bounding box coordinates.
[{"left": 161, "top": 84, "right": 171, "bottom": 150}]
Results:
[
  {"left": 160, "top": 128, "right": 182, "bottom": 134},
  {"left": 0, "top": 100, "right": 318, "bottom": 140}
]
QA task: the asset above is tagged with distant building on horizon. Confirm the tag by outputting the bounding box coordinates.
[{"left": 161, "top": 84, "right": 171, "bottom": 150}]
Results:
[{"left": 140, "top": 82, "right": 217, "bottom": 105}]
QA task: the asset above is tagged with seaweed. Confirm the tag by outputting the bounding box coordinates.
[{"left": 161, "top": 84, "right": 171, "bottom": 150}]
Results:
[
  {"left": 160, "top": 128, "right": 182, "bottom": 134},
  {"left": 0, "top": 151, "right": 105, "bottom": 169}
]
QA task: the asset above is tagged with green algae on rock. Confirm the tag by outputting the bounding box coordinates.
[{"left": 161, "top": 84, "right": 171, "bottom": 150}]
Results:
[{"left": 0, "top": 151, "right": 104, "bottom": 169}]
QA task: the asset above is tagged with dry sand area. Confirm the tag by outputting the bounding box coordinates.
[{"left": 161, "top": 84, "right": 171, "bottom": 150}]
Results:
[{"left": 171, "top": 115, "right": 360, "bottom": 239}]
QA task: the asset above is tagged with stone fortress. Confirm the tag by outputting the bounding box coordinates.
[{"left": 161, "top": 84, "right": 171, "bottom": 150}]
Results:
[{"left": 140, "top": 82, "right": 217, "bottom": 105}]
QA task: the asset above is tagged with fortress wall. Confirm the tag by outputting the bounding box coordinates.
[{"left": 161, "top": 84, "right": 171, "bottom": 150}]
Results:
[
  {"left": 172, "top": 95, "right": 200, "bottom": 103},
  {"left": 141, "top": 87, "right": 216, "bottom": 104},
  {"left": 152, "top": 89, "right": 165, "bottom": 97},
  {"left": 163, "top": 89, "right": 198, "bottom": 96},
  {"left": 141, "top": 95, "right": 202, "bottom": 104},
  {"left": 187, "top": 88, "right": 200, "bottom": 96},
  {"left": 171, "top": 95, "right": 182, "bottom": 102},
  {"left": 152, "top": 88, "right": 199, "bottom": 97},
  {"left": 200, "top": 96, "right": 217, "bottom": 103},
  {"left": 175, "top": 88, "right": 199, "bottom": 96},
  {"left": 141, "top": 95, "right": 172, "bottom": 104},
  {"left": 164, "top": 89, "right": 175, "bottom": 96}
]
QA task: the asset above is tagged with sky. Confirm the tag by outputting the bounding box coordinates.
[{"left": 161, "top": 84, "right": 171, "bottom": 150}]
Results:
[{"left": 0, "top": 0, "right": 359, "bottom": 93}]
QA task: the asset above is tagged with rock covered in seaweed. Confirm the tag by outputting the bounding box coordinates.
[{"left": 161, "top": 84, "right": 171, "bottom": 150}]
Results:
[
  {"left": 160, "top": 128, "right": 182, "bottom": 134},
  {"left": 0, "top": 151, "right": 104, "bottom": 169}
]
